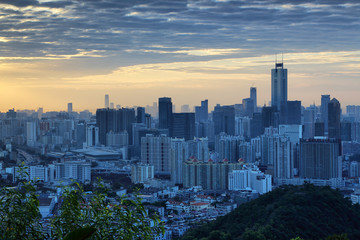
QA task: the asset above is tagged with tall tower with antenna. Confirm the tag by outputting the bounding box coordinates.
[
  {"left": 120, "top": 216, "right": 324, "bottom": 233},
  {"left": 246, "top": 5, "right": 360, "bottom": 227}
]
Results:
[{"left": 271, "top": 55, "right": 287, "bottom": 111}]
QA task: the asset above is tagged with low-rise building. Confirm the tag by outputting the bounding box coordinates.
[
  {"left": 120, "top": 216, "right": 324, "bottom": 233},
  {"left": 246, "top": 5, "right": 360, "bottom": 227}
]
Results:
[{"left": 166, "top": 201, "right": 190, "bottom": 213}]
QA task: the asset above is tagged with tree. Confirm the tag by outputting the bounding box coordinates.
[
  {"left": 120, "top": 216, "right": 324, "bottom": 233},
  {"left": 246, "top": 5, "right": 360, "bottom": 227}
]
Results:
[
  {"left": 0, "top": 165, "right": 164, "bottom": 240},
  {"left": 0, "top": 165, "right": 45, "bottom": 239},
  {"left": 52, "top": 180, "right": 164, "bottom": 239}
]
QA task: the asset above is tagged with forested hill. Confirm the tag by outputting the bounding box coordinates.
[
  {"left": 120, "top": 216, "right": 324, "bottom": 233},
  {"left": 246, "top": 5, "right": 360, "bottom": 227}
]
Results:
[{"left": 181, "top": 184, "right": 360, "bottom": 240}]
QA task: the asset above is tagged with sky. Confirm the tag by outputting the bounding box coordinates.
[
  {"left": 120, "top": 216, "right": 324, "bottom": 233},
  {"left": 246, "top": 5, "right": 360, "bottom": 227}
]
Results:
[{"left": 0, "top": 0, "right": 359, "bottom": 112}]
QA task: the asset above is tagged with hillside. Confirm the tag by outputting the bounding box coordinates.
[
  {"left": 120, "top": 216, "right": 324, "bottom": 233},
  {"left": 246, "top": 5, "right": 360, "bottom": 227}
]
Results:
[{"left": 181, "top": 184, "right": 360, "bottom": 240}]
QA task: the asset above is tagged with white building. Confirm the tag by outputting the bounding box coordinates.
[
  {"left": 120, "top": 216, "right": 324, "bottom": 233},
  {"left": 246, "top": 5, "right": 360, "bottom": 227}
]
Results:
[
  {"left": 85, "top": 125, "right": 99, "bottom": 147},
  {"left": 29, "top": 166, "right": 51, "bottom": 182},
  {"left": 275, "top": 178, "right": 344, "bottom": 188},
  {"left": 278, "top": 124, "right": 302, "bottom": 144},
  {"left": 131, "top": 164, "right": 154, "bottom": 183},
  {"left": 228, "top": 169, "right": 272, "bottom": 194},
  {"left": 55, "top": 161, "right": 91, "bottom": 183},
  {"left": 12, "top": 165, "right": 55, "bottom": 182}
]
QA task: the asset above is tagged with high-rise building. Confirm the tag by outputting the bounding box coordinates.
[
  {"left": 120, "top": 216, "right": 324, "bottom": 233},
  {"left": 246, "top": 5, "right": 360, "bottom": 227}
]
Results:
[
  {"left": 105, "top": 94, "right": 109, "bottom": 108},
  {"left": 195, "top": 99, "right": 209, "bottom": 123},
  {"left": 67, "top": 103, "right": 73, "bottom": 113},
  {"left": 187, "top": 137, "right": 209, "bottom": 161},
  {"left": 172, "top": 113, "right": 195, "bottom": 141},
  {"left": 55, "top": 161, "right": 91, "bottom": 183},
  {"left": 303, "top": 108, "right": 316, "bottom": 139},
  {"left": 110, "top": 102, "right": 114, "bottom": 109},
  {"left": 216, "top": 134, "right": 243, "bottom": 162},
  {"left": 141, "top": 134, "right": 171, "bottom": 175},
  {"left": 321, "top": 95, "right": 330, "bottom": 132},
  {"left": 159, "top": 97, "right": 173, "bottom": 134},
  {"left": 26, "top": 121, "right": 37, "bottom": 147},
  {"left": 235, "top": 117, "right": 251, "bottom": 138},
  {"left": 85, "top": 125, "right": 99, "bottom": 147},
  {"left": 75, "top": 122, "right": 86, "bottom": 148},
  {"left": 137, "top": 107, "right": 146, "bottom": 124},
  {"left": 300, "top": 139, "right": 342, "bottom": 179},
  {"left": 280, "top": 101, "right": 301, "bottom": 124},
  {"left": 262, "top": 106, "right": 279, "bottom": 129},
  {"left": 96, "top": 108, "right": 117, "bottom": 145},
  {"left": 201, "top": 99, "right": 208, "bottom": 121},
  {"left": 117, "top": 108, "right": 136, "bottom": 145},
  {"left": 242, "top": 98, "right": 254, "bottom": 118},
  {"left": 106, "top": 131, "right": 128, "bottom": 147},
  {"left": 182, "top": 158, "right": 243, "bottom": 190},
  {"left": 213, "top": 105, "right": 235, "bottom": 135},
  {"left": 131, "top": 164, "right": 154, "bottom": 183},
  {"left": 181, "top": 104, "right": 191, "bottom": 113},
  {"left": 315, "top": 120, "right": 325, "bottom": 137},
  {"left": 340, "top": 121, "right": 352, "bottom": 141},
  {"left": 250, "top": 87, "right": 257, "bottom": 112},
  {"left": 271, "top": 62, "right": 288, "bottom": 111},
  {"left": 273, "top": 136, "right": 294, "bottom": 179},
  {"left": 328, "top": 98, "right": 341, "bottom": 139},
  {"left": 96, "top": 108, "right": 135, "bottom": 145},
  {"left": 228, "top": 169, "right": 272, "bottom": 194},
  {"left": 260, "top": 127, "right": 278, "bottom": 165},
  {"left": 250, "top": 113, "right": 263, "bottom": 138},
  {"left": 6, "top": 108, "right": 16, "bottom": 119},
  {"left": 170, "top": 138, "right": 188, "bottom": 184}
]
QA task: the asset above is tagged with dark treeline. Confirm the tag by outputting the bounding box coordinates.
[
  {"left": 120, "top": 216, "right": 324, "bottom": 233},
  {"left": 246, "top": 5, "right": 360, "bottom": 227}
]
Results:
[{"left": 181, "top": 184, "right": 360, "bottom": 240}]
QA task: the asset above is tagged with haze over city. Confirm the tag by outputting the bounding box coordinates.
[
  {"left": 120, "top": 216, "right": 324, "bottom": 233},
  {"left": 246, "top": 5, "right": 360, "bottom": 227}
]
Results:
[{"left": 0, "top": 0, "right": 359, "bottom": 112}]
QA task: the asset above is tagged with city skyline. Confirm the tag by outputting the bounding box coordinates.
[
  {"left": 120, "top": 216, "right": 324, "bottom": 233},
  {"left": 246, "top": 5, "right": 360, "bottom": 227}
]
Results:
[{"left": 0, "top": 0, "right": 359, "bottom": 111}]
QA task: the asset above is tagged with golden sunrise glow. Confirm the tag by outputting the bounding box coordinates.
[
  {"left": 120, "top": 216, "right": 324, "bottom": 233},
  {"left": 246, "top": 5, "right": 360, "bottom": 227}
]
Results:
[{"left": 1, "top": 50, "right": 359, "bottom": 112}]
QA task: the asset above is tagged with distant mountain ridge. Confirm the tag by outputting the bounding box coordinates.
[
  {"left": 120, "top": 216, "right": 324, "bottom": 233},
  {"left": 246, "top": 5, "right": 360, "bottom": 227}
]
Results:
[{"left": 181, "top": 184, "right": 360, "bottom": 240}]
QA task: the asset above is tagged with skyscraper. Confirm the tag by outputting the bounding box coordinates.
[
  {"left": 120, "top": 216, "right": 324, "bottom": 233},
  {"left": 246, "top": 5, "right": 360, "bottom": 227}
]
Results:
[
  {"left": 159, "top": 97, "right": 173, "bottom": 135},
  {"left": 271, "top": 63, "right": 288, "bottom": 111},
  {"left": 321, "top": 95, "right": 330, "bottom": 132},
  {"left": 201, "top": 99, "right": 208, "bottom": 121},
  {"left": 96, "top": 108, "right": 135, "bottom": 145},
  {"left": 195, "top": 99, "right": 209, "bottom": 123},
  {"left": 213, "top": 105, "right": 235, "bottom": 135},
  {"left": 262, "top": 106, "right": 279, "bottom": 129},
  {"left": 136, "top": 107, "right": 146, "bottom": 124},
  {"left": 172, "top": 113, "right": 195, "bottom": 141},
  {"left": 279, "top": 100, "right": 301, "bottom": 124},
  {"left": 250, "top": 87, "right": 257, "bottom": 112},
  {"left": 96, "top": 108, "right": 117, "bottom": 145},
  {"left": 242, "top": 98, "right": 254, "bottom": 118},
  {"left": 67, "top": 103, "right": 73, "bottom": 113},
  {"left": 328, "top": 98, "right": 341, "bottom": 139},
  {"left": 105, "top": 94, "right": 109, "bottom": 108}
]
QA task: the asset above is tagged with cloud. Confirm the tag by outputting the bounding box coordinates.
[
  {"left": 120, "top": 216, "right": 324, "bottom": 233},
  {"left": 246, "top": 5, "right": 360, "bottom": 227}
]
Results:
[{"left": 0, "top": 0, "right": 358, "bottom": 63}]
